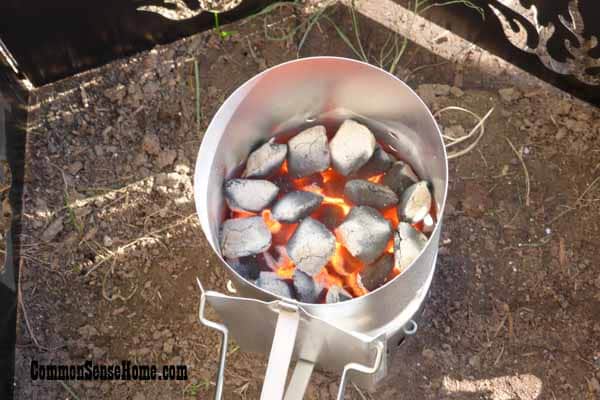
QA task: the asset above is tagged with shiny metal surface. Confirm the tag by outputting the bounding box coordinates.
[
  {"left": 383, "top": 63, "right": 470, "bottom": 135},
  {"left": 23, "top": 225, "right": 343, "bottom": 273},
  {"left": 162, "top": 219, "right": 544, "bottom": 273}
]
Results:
[{"left": 194, "top": 56, "right": 447, "bottom": 333}]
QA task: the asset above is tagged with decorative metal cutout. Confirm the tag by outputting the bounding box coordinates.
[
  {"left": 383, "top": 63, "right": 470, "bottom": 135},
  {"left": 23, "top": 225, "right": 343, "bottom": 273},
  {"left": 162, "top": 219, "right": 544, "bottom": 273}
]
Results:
[{"left": 137, "top": 0, "right": 243, "bottom": 21}]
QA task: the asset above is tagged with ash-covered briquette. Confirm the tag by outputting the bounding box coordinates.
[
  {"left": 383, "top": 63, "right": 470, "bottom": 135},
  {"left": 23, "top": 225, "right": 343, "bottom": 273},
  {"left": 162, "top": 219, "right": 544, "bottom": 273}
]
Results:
[
  {"left": 242, "top": 138, "right": 288, "bottom": 179},
  {"left": 286, "top": 217, "right": 336, "bottom": 276},
  {"left": 382, "top": 161, "right": 419, "bottom": 195},
  {"left": 355, "top": 144, "right": 396, "bottom": 178},
  {"left": 292, "top": 270, "right": 320, "bottom": 303},
  {"left": 287, "top": 125, "right": 331, "bottom": 178},
  {"left": 256, "top": 272, "right": 293, "bottom": 299},
  {"left": 220, "top": 216, "right": 272, "bottom": 258},
  {"left": 227, "top": 256, "right": 261, "bottom": 280},
  {"left": 336, "top": 206, "right": 392, "bottom": 264},
  {"left": 272, "top": 191, "right": 323, "bottom": 223},
  {"left": 329, "top": 120, "right": 377, "bottom": 176},
  {"left": 224, "top": 179, "right": 279, "bottom": 213},
  {"left": 397, "top": 181, "right": 432, "bottom": 223},
  {"left": 358, "top": 253, "right": 394, "bottom": 291},
  {"left": 394, "top": 222, "right": 428, "bottom": 270},
  {"left": 344, "top": 179, "right": 399, "bottom": 209},
  {"left": 313, "top": 204, "right": 346, "bottom": 230},
  {"left": 325, "top": 285, "right": 353, "bottom": 303}
]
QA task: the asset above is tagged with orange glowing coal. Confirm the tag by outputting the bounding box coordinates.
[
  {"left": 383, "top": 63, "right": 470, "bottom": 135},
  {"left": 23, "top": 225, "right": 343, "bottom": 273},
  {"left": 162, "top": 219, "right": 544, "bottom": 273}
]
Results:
[{"left": 228, "top": 148, "right": 434, "bottom": 301}]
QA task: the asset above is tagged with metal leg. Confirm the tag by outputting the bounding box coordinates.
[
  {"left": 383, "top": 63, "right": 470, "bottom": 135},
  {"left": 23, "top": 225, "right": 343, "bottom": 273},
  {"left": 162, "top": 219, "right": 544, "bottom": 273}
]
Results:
[
  {"left": 336, "top": 341, "right": 384, "bottom": 400},
  {"left": 260, "top": 303, "right": 301, "bottom": 400},
  {"left": 284, "top": 360, "right": 315, "bottom": 400},
  {"left": 196, "top": 278, "right": 229, "bottom": 400}
]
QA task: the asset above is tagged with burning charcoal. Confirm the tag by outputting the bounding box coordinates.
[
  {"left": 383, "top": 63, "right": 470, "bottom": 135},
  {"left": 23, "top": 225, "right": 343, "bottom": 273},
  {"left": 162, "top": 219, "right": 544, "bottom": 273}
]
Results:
[
  {"left": 344, "top": 179, "right": 399, "bottom": 209},
  {"left": 287, "top": 126, "right": 331, "bottom": 178},
  {"left": 287, "top": 218, "right": 336, "bottom": 276},
  {"left": 227, "top": 256, "right": 260, "bottom": 280},
  {"left": 312, "top": 204, "right": 345, "bottom": 230},
  {"left": 220, "top": 216, "right": 271, "bottom": 258},
  {"left": 242, "top": 138, "right": 288, "bottom": 178},
  {"left": 329, "top": 120, "right": 376, "bottom": 176},
  {"left": 272, "top": 191, "right": 323, "bottom": 223},
  {"left": 256, "top": 272, "right": 293, "bottom": 299},
  {"left": 336, "top": 206, "right": 392, "bottom": 264},
  {"left": 382, "top": 161, "right": 419, "bottom": 195},
  {"left": 292, "top": 270, "right": 320, "bottom": 303},
  {"left": 325, "top": 285, "right": 353, "bottom": 303},
  {"left": 394, "top": 222, "right": 428, "bottom": 270},
  {"left": 397, "top": 181, "right": 432, "bottom": 223},
  {"left": 224, "top": 179, "right": 279, "bottom": 213},
  {"left": 355, "top": 145, "right": 396, "bottom": 178},
  {"left": 359, "top": 253, "right": 394, "bottom": 291}
]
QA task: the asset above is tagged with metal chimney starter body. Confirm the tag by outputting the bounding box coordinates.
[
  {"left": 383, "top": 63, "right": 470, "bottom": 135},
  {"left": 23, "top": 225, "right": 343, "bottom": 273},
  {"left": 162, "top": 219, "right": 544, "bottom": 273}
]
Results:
[{"left": 194, "top": 57, "right": 448, "bottom": 400}]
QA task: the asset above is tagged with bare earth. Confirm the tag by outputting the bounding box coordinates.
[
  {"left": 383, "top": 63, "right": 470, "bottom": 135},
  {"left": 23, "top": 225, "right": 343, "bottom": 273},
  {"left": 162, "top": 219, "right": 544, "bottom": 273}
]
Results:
[{"left": 14, "top": 4, "right": 600, "bottom": 400}]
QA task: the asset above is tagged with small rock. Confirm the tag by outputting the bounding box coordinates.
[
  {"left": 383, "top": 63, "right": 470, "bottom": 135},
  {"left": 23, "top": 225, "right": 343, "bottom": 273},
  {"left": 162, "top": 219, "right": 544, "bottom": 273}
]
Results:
[
  {"left": 382, "top": 161, "right": 419, "bottom": 195},
  {"left": 103, "top": 84, "right": 126, "bottom": 102},
  {"left": 417, "top": 84, "right": 451, "bottom": 104},
  {"left": 224, "top": 179, "right": 279, "bottom": 213},
  {"left": 450, "top": 87, "right": 464, "bottom": 97},
  {"left": 344, "top": 180, "right": 399, "bottom": 209},
  {"left": 287, "top": 125, "right": 330, "bottom": 178},
  {"left": 142, "top": 133, "right": 161, "bottom": 155},
  {"left": 311, "top": 204, "right": 346, "bottom": 231},
  {"left": 67, "top": 161, "right": 83, "bottom": 175},
  {"left": 397, "top": 181, "right": 432, "bottom": 223},
  {"left": 292, "top": 270, "right": 319, "bottom": 303},
  {"left": 336, "top": 206, "right": 392, "bottom": 264},
  {"left": 468, "top": 354, "right": 480, "bottom": 368},
  {"left": 163, "top": 338, "right": 174, "bottom": 354},
  {"left": 325, "top": 285, "right": 352, "bottom": 303},
  {"left": 256, "top": 272, "right": 293, "bottom": 298},
  {"left": 220, "top": 217, "right": 272, "bottom": 258},
  {"left": 103, "top": 235, "right": 113, "bottom": 247},
  {"left": 555, "top": 100, "right": 572, "bottom": 115},
  {"left": 287, "top": 218, "right": 336, "bottom": 276},
  {"left": 41, "top": 216, "right": 64, "bottom": 242},
  {"left": 272, "top": 191, "right": 323, "bottom": 223},
  {"left": 78, "top": 324, "right": 98, "bottom": 338},
  {"left": 156, "top": 149, "right": 177, "bottom": 169},
  {"left": 329, "top": 120, "right": 376, "bottom": 176},
  {"left": 242, "top": 138, "right": 288, "bottom": 178},
  {"left": 498, "top": 87, "right": 521, "bottom": 102},
  {"left": 422, "top": 348, "right": 435, "bottom": 360},
  {"left": 359, "top": 253, "right": 394, "bottom": 291},
  {"left": 555, "top": 127, "right": 568, "bottom": 141}
]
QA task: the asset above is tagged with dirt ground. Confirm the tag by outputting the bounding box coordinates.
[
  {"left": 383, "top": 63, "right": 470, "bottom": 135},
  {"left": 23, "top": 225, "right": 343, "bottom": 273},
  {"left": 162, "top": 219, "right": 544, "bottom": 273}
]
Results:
[{"left": 13, "top": 3, "right": 600, "bottom": 400}]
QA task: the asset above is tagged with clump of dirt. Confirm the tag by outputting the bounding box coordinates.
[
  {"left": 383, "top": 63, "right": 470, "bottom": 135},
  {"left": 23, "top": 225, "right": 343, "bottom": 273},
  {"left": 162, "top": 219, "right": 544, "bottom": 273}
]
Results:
[{"left": 14, "top": 3, "right": 600, "bottom": 400}]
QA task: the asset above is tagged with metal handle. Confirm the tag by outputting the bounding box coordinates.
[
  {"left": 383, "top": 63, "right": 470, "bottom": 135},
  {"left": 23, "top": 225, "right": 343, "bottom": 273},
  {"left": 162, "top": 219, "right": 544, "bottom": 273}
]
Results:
[
  {"left": 260, "top": 302, "right": 301, "bottom": 400},
  {"left": 196, "top": 278, "right": 229, "bottom": 400}
]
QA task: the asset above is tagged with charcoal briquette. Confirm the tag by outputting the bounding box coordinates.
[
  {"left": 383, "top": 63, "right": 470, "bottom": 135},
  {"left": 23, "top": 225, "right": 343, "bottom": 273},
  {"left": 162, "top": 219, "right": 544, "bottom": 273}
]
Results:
[
  {"left": 394, "top": 222, "right": 428, "bottom": 270},
  {"left": 344, "top": 179, "right": 399, "bottom": 209},
  {"left": 287, "top": 126, "right": 331, "bottom": 178},
  {"left": 336, "top": 206, "right": 392, "bottom": 264},
  {"left": 272, "top": 191, "right": 323, "bottom": 223},
  {"left": 355, "top": 144, "right": 396, "bottom": 178},
  {"left": 325, "top": 285, "right": 353, "bottom": 303},
  {"left": 329, "top": 120, "right": 376, "bottom": 176},
  {"left": 220, "top": 216, "right": 272, "bottom": 258},
  {"left": 381, "top": 161, "right": 419, "bottom": 195},
  {"left": 397, "top": 181, "right": 432, "bottom": 223},
  {"left": 312, "top": 204, "right": 345, "bottom": 230},
  {"left": 242, "top": 138, "right": 288, "bottom": 178},
  {"left": 224, "top": 178, "right": 279, "bottom": 213},
  {"left": 256, "top": 272, "right": 293, "bottom": 299},
  {"left": 227, "top": 256, "right": 260, "bottom": 280},
  {"left": 358, "top": 253, "right": 394, "bottom": 291},
  {"left": 286, "top": 217, "right": 336, "bottom": 276},
  {"left": 292, "top": 269, "right": 320, "bottom": 303}
]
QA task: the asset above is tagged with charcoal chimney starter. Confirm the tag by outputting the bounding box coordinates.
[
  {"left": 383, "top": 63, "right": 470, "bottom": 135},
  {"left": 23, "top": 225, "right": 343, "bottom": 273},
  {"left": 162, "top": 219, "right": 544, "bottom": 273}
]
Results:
[{"left": 194, "top": 57, "right": 448, "bottom": 400}]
